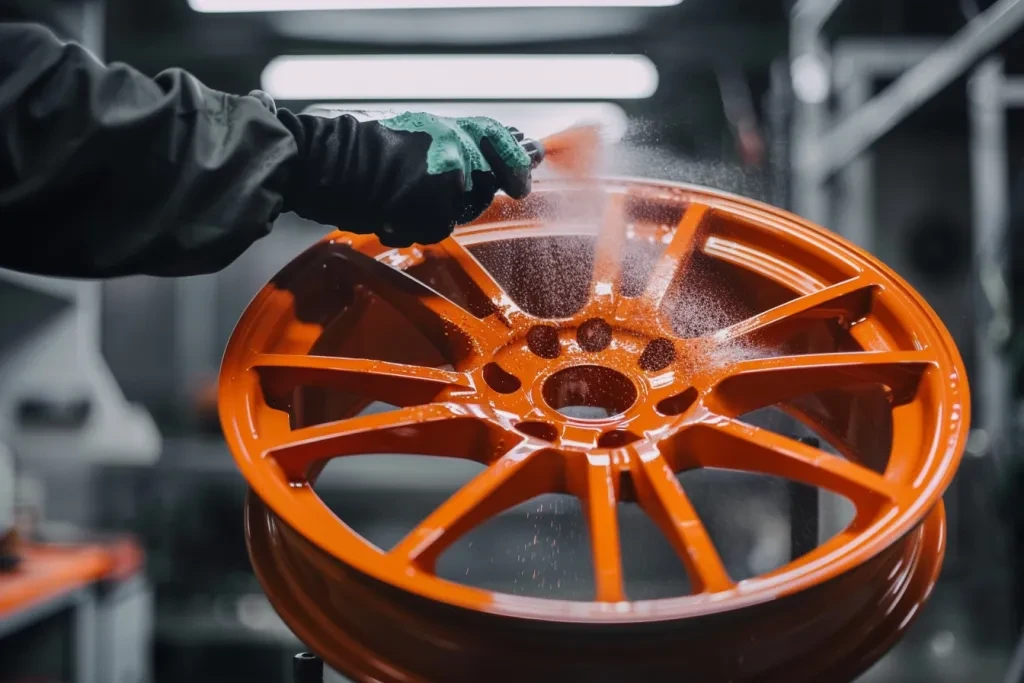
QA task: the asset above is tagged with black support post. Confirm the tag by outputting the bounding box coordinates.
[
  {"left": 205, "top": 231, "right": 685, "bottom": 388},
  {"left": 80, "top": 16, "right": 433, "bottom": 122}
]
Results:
[{"left": 294, "top": 652, "right": 323, "bottom": 683}]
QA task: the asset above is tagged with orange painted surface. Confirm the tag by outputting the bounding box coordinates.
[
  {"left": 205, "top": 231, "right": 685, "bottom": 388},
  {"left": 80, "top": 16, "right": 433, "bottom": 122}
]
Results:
[
  {"left": 0, "top": 540, "right": 144, "bottom": 617},
  {"left": 220, "top": 179, "right": 968, "bottom": 682}
]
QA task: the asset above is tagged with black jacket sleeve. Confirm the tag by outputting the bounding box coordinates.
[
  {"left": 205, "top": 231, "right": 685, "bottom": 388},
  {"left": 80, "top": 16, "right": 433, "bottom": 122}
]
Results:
[{"left": 0, "top": 22, "right": 300, "bottom": 278}]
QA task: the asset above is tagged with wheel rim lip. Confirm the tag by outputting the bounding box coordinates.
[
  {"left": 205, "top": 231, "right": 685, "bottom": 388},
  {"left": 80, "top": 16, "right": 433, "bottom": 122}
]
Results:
[
  {"left": 245, "top": 494, "right": 947, "bottom": 682},
  {"left": 220, "top": 177, "right": 970, "bottom": 624}
]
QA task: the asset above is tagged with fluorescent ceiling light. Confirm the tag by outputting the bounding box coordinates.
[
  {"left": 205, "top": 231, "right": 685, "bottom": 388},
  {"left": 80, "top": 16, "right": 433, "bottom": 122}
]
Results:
[
  {"left": 300, "top": 101, "right": 630, "bottom": 143},
  {"left": 262, "top": 55, "right": 658, "bottom": 100},
  {"left": 191, "top": 0, "right": 681, "bottom": 12},
  {"left": 271, "top": 8, "right": 649, "bottom": 45}
]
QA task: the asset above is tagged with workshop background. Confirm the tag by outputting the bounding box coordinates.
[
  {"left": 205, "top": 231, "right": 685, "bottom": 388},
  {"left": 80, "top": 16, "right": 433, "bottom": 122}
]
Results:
[{"left": 1, "top": 0, "right": 1023, "bottom": 681}]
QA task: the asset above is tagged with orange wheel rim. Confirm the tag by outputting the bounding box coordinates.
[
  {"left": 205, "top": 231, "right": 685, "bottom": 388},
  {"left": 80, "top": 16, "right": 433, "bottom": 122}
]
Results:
[{"left": 220, "top": 179, "right": 968, "bottom": 682}]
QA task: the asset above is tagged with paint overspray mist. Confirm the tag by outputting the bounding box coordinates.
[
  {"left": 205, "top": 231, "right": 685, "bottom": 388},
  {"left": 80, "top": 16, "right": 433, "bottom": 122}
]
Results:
[{"left": 512, "top": 119, "right": 774, "bottom": 370}]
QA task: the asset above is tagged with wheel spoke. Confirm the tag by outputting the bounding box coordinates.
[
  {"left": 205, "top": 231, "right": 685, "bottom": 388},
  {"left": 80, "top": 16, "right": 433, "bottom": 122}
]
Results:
[
  {"left": 714, "top": 276, "right": 876, "bottom": 343},
  {"left": 702, "top": 236, "right": 822, "bottom": 294},
  {"left": 263, "top": 403, "right": 508, "bottom": 481},
  {"left": 630, "top": 444, "right": 734, "bottom": 594},
  {"left": 668, "top": 417, "right": 904, "bottom": 508},
  {"left": 439, "top": 238, "right": 531, "bottom": 329},
  {"left": 389, "top": 443, "right": 559, "bottom": 570},
  {"left": 253, "top": 354, "right": 473, "bottom": 407},
  {"left": 329, "top": 247, "right": 508, "bottom": 361},
  {"left": 583, "top": 458, "right": 626, "bottom": 602},
  {"left": 588, "top": 194, "right": 630, "bottom": 315},
  {"left": 620, "top": 202, "right": 711, "bottom": 318},
  {"left": 285, "top": 484, "right": 386, "bottom": 555},
  {"left": 710, "top": 351, "right": 934, "bottom": 415}
]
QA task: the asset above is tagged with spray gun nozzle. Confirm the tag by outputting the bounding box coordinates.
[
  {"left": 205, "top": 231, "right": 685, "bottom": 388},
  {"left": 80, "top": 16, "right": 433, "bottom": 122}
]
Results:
[
  {"left": 507, "top": 126, "right": 546, "bottom": 169},
  {"left": 521, "top": 138, "right": 546, "bottom": 169}
]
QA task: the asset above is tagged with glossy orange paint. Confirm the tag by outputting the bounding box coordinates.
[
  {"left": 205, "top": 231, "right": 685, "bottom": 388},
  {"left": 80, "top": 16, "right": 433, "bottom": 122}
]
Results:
[{"left": 220, "top": 179, "right": 968, "bottom": 682}]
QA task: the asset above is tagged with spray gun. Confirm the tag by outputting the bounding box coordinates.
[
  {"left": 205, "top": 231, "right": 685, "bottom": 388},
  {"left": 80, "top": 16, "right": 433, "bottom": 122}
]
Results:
[{"left": 507, "top": 126, "right": 546, "bottom": 170}]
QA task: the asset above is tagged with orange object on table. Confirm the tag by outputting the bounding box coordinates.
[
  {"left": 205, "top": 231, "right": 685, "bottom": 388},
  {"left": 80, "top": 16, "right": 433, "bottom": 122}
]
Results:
[{"left": 0, "top": 540, "right": 144, "bottom": 618}]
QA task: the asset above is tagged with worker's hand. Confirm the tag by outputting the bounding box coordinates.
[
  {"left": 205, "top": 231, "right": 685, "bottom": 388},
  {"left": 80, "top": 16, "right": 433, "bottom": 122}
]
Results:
[{"left": 278, "top": 110, "right": 533, "bottom": 247}]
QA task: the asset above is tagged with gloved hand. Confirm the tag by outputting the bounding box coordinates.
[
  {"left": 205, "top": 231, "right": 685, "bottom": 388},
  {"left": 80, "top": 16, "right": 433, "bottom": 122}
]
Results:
[{"left": 274, "top": 107, "right": 533, "bottom": 247}]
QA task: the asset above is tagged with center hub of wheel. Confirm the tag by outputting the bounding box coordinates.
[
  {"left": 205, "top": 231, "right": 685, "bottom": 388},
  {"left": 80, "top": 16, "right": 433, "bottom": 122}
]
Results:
[
  {"left": 480, "top": 318, "right": 688, "bottom": 451},
  {"left": 541, "top": 365, "right": 637, "bottom": 420}
]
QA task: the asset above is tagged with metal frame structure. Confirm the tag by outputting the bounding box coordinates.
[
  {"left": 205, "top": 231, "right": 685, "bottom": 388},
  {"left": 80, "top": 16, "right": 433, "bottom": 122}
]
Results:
[
  {"left": 794, "top": 0, "right": 1024, "bottom": 190},
  {"left": 968, "top": 56, "right": 1024, "bottom": 683},
  {"left": 790, "top": 0, "right": 1024, "bottom": 467},
  {"left": 0, "top": 270, "right": 161, "bottom": 465},
  {"left": 829, "top": 39, "right": 940, "bottom": 253},
  {"left": 808, "top": 0, "right": 1024, "bottom": 178}
]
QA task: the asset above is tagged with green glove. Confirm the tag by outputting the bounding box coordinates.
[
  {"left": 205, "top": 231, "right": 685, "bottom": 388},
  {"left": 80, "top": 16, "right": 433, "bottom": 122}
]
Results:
[{"left": 278, "top": 109, "right": 533, "bottom": 247}]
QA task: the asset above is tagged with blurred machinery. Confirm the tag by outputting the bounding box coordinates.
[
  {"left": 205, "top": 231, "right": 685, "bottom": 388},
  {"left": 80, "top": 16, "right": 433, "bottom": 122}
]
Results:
[
  {"left": 0, "top": 539, "right": 151, "bottom": 683},
  {"left": 0, "top": 266, "right": 158, "bottom": 683},
  {"left": 0, "top": 207, "right": 158, "bottom": 683},
  {"left": 0, "top": 271, "right": 157, "bottom": 683}
]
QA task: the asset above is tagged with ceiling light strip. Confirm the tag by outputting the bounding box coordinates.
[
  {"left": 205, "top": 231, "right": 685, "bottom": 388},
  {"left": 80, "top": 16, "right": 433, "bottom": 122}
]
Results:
[
  {"left": 192, "top": 0, "right": 681, "bottom": 12},
  {"left": 262, "top": 54, "right": 658, "bottom": 100}
]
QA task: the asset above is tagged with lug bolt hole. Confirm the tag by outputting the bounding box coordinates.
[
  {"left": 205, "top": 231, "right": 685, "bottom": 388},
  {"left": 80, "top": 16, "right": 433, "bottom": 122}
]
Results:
[
  {"left": 527, "top": 325, "right": 561, "bottom": 359},
  {"left": 656, "top": 387, "right": 698, "bottom": 416},
  {"left": 577, "top": 318, "right": 613, "bottom": 352},
  {"left": 483, "top": 362, "right": 522, "bottom": 394},
  {"left": 597, "top": 430, "right": 641, "bottom": 448},
  {"left": 639, "top": 338, "right": 676, "bottom": 372},
  {"left": 516, "top": 421, "right": 558, "bottom": 442},
  {"left": 542, "top": 365, "right": 637, "bottom": 419}
]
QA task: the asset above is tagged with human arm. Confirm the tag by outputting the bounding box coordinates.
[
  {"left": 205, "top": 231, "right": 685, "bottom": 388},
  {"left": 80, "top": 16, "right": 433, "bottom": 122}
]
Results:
[
  {"left": 0, "top": 22, "right": 299, "bottom": 278},
  {"left": 0, "top": 23, "right": 532, "bottom": 278}
]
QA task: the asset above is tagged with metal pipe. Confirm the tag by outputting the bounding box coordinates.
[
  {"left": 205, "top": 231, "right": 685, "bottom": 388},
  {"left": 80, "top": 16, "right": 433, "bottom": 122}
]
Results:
[
  {"left": 767, "top": 57, "right": 792, "bottom": 210},
  {"left": 834, "top": 65, "right": 874, "bottom": 252},
  {"left": 968, "top": 58, "right": 1013, "bottom": 466},
  {"left": 789, "top": 0, "right": 833, "bottom": 224},
  {"left": 830, "top": 41, "right": 939, "bottom": 253},
  {"left": 809, "top": 0, "right": 1024, "bottom": 179},
  {"left": 790, "top": 0, "right": 845, "bottom": 34},
  {"left": 1002, "top": 77, "right": 1024, "bottom": 105}
]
